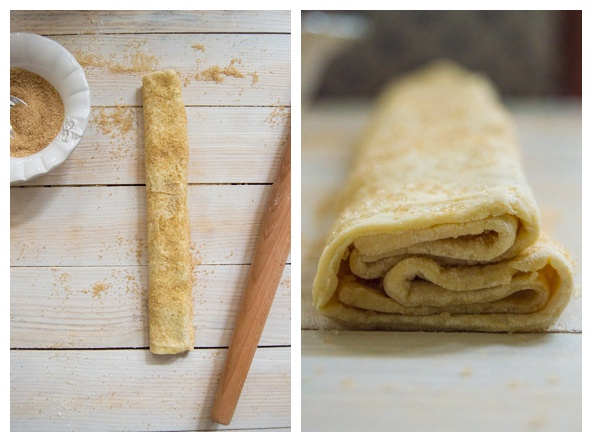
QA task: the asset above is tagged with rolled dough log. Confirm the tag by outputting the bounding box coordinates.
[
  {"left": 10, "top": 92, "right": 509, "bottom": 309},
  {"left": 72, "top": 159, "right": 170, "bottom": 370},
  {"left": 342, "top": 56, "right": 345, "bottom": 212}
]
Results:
[
  {"left": 312, "top": 62, "right": 574, "bottom": 332},
  {"left": 143, "top": 69, "right": 194, "bottom": 353}
]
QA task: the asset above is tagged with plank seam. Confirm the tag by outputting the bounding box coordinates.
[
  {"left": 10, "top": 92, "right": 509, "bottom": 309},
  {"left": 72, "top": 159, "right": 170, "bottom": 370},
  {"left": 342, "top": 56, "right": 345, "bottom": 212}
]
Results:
[
  {"left": 10, "top": 345, "right": 292, "bottom": 351},
  {"left": 11, "top": 183, "right": 275, "bottom": 188},
  {"left": 40, "top": 31, "right": 292, "bottom": 37}
]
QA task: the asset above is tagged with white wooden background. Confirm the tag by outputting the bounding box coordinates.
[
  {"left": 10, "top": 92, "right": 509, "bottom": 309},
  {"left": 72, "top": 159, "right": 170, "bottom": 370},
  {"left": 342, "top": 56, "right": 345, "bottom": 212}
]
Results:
[
  {"left": 301, "top": 100, "right": 582, "bottom": 431},
  {"left": 10, "top": 10, "right": 291, "bottom": 432}
]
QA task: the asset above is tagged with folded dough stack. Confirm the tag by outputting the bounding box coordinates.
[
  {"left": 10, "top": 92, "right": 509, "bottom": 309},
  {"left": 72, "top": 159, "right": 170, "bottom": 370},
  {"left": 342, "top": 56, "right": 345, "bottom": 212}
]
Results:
[{"left": 312, "top": 62, "right": 573, "bottom": 332}]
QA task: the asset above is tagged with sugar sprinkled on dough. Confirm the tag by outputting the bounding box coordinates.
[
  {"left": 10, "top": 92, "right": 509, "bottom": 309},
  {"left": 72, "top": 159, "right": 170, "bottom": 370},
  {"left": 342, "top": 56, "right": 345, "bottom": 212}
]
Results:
[{"left": 143, "top": 69, "right": 194, "bottom": 354}]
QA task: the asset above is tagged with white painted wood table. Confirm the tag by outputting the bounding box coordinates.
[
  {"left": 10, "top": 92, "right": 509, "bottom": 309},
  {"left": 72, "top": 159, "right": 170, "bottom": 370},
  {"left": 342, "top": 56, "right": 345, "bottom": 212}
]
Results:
[
  {"left": 301, "top": 100, "right": 582, "bottom": 431},
  {"left": 10, "top": 10, "right": 291, "bottom": 432}
]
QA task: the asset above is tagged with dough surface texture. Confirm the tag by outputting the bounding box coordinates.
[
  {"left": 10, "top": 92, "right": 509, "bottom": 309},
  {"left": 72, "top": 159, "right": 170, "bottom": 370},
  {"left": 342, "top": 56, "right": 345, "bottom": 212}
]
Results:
[{"left": 143, "top": 69, "right": 194, "bottom": 353}]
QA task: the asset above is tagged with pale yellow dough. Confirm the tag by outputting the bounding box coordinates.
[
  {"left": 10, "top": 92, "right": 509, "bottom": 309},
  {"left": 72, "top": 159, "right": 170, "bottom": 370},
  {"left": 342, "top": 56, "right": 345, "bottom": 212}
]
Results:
[
  {"left": 312, "top": 62, "right": 574, "bottom": 332},
  {"left": 143, "top": 70, "right": 194, "bottom": 353}
]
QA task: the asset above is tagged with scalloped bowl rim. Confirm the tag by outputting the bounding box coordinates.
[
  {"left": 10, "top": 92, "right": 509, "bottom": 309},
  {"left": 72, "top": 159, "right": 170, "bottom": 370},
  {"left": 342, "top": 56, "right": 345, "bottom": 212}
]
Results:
[{"left": 10, "top": 32, "right": 91, "bottom": 183}]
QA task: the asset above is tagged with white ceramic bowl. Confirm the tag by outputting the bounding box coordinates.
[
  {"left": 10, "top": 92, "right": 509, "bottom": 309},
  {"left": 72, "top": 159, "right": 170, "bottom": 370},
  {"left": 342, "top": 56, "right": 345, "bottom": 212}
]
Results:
[{"left": 10, "top": 32, "right": 91, "bottom": 183}]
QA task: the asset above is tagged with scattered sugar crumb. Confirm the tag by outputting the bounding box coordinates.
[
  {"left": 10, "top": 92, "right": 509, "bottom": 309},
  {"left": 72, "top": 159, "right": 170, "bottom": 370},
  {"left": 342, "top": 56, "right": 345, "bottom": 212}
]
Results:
[
  {"left": 91, "top": 280, "right": 111, "bottom": 298},
  {"left": 279, "top": 277, "right": 291, "bottom": 289},
  {"left": 199, "top": 64, "right": 245, "bottom": 83},
  {"left": 91, "top": 104, "right": 135, "bottom": 139},
  {"left": 459, "top": 367, "right": 473, "bottom": 377},
  {"left": 190, "top": 241, "right": 203, "bottom": 287},
  {"left": 195, "top": 57, "right": 245, "bottom": 84},
  {"left": 190, "top": 242, "right": 203, "bottom": 265},
  {"left": 134, "top": 234, "right": 146, "bottom": 264},
  {"left": 52, "top": 271, "right": 73, "bottom": 299},
  {"left": 191, "top": 43, "right": 206, "bottom": 52},
  {"left": 265, "top": 103, "right": 290, "bottom": 127},
  {"left": 72, "top": 40, "right": 159, "bottom": 74}
]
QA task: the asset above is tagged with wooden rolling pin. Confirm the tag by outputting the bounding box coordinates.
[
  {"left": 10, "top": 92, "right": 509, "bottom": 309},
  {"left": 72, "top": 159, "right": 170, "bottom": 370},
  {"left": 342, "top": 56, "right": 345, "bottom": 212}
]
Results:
[{"left": 210, "top": 138, "right": 291, "bottom": 425}]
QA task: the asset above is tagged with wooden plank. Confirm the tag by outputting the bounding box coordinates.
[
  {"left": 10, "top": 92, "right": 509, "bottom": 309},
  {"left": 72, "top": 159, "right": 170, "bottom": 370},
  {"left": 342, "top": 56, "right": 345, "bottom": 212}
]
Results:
[
  {"left": 11, "top": 10, "right": 291, "bottom": 34},
  {"left": 10, "top": 347, "right": 290, "bottom": 431},
  {"left": 18, "top": 107, "right": 290, "bottom": 186},
  {"left": 301, "top": 330, "right": 581, "bottom": 431},
  {"left": 11, "top": 265, "right": 290, "bottom": 349},
  {"left": 10, "top": 185, "right": 291, "bottom": 267},
  {"left": 41, "top": 33, "right": 291, "bottom": 106}
]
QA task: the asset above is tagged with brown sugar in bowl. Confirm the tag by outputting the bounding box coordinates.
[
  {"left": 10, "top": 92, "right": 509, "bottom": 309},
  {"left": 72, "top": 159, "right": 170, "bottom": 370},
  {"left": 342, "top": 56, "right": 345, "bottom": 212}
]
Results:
[{"left": 10, "top": 33, "right": 90, "bottom": 183}]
